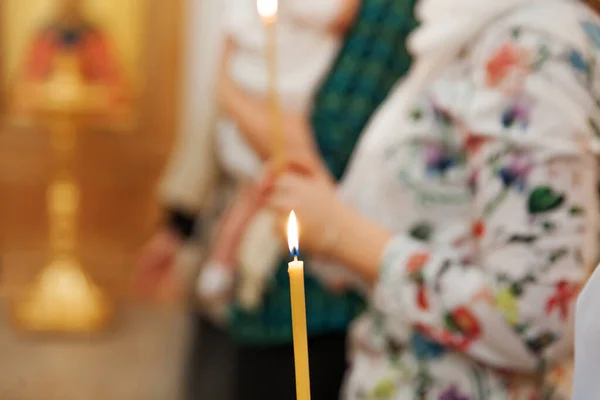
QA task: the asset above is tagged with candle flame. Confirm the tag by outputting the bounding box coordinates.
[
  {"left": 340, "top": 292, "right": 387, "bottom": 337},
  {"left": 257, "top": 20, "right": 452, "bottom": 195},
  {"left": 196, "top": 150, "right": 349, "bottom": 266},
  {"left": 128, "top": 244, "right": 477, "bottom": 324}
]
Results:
[
  {"left": 257, "top": 0, "right": 278, "bottom": 21},
  {"left": 287, "top": 211, "right": 299, "bottom": 258}
]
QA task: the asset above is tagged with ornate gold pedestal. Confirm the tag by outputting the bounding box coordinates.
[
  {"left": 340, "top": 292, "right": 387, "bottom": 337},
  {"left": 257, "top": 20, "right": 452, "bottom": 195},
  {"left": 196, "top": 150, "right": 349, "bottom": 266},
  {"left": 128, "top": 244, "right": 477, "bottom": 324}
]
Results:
[{"left": 11, "top": 55, "right": 119, "bottom": 334}]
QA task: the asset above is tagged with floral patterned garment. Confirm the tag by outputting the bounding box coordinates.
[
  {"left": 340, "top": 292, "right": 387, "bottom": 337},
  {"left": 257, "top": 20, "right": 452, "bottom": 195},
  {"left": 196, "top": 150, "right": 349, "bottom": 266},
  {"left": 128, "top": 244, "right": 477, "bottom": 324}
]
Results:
[{"left": 342, "top": 4, "right": 600, "bottom": 400}]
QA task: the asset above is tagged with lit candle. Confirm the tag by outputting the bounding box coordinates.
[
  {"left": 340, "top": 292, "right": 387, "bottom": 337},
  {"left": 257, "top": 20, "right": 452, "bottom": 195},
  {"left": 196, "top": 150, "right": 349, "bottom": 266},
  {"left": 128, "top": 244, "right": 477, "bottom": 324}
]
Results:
[
  {"left": 257, "top": 0, "right": 285, "bottom": 172},
  {"left": 287, "top": 211, "right": 311, "bottom": 400}
]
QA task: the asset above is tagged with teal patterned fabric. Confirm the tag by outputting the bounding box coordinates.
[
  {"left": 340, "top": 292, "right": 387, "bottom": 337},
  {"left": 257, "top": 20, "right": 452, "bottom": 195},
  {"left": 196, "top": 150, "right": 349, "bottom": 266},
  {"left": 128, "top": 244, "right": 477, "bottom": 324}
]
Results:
[{"left": 230, "top": 0, "right": 419, "bottom": 345}]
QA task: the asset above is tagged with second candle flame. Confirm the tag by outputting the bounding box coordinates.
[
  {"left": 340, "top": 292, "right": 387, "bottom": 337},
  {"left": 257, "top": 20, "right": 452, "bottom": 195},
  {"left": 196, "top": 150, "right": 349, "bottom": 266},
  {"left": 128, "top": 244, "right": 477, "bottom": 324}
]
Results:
[
  {"left": 257, "top": 0, "right": 278, "bottom": 22},
  {"left": 287, "top": 211, "right": 299, "bottom": 258}
]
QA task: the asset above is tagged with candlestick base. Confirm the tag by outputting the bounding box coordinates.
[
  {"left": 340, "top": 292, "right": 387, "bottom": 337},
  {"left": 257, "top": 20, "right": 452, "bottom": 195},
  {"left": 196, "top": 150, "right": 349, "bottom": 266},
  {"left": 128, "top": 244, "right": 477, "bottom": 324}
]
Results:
[{"left": 11, "top": 258, "right": 112, "bottom": 335}]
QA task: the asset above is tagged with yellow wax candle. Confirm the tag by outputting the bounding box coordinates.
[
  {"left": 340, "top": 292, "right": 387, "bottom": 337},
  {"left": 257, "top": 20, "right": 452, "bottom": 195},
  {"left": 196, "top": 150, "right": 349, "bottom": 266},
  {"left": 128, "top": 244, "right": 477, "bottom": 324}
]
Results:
[
  {"left": 257, "top": 0, "right": 285, "bottom": 172},
  {"left": 287, "top": 211, "right": 311, "bottom": 400}
]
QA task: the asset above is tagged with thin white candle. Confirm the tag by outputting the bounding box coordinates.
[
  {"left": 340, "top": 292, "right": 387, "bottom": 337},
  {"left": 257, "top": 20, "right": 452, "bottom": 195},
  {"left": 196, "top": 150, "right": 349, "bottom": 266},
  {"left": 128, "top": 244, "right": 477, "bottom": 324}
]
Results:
[{"left": 256, "top": 0, "right": 285, "bottom": 172}]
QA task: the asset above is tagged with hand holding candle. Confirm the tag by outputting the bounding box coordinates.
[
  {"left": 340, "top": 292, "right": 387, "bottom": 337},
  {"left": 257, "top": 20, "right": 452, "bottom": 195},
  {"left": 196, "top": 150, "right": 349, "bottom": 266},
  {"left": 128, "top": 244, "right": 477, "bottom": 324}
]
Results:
[{"left": 287, "top": 211, "right": 311, "bottom": 400}]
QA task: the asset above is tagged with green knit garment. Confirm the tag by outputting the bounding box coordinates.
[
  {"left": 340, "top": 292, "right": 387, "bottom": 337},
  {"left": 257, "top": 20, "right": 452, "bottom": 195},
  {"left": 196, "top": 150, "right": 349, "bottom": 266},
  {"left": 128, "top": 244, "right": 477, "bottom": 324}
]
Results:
[{"left": 230, "top": 0, "right": 419, "bottom": 346}]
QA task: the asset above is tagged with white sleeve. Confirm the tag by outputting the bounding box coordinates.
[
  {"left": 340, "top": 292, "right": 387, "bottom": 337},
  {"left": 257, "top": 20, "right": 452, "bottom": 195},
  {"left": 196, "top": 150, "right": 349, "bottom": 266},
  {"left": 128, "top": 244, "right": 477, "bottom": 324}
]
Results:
[
  {"left": 289, "top": 0, "right": 346, "bottom": 28},
  {"left": 160, "top": 0, "right": 224, "bottom": 211}
]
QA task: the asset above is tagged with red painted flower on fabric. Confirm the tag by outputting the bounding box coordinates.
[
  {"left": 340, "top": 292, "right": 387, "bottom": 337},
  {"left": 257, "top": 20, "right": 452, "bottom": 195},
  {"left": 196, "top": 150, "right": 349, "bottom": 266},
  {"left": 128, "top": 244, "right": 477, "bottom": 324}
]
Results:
[
  {"left": 416, "top": 307, "right": 483, "bottom": 352},
  {"left": 415, "top": 321, "right": 474, "bottom": 352},
  {"left": 545, "top": 280, "right": 579, "bottom": 321},
  {"left": 416, "top": 285, "right": 430, "bottom": 310},
  {"left": 407, "top": 252, "right": 430, "bottom": 275},
  {"left": 472, "top": 220, "right": 486, "bottom": 239},
  {"left": 450, "top": 306, "right": 482, "bottom": 339},
  {"left": 486, "top": 43, "right": 530, "bottom": 87},
  {"left": 465, "top": 133, "right": 487, "bottom": 155},
  {"left": 407, "top": 252, "right": 431, "bottom": 310}
]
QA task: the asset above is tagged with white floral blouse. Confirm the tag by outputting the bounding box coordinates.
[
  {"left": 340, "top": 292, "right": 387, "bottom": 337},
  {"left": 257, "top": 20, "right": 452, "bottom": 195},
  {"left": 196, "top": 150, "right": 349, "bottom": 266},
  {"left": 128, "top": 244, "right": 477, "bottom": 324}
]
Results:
[{"left": 339, "top": 3, "right": 600, "bottom": 399}]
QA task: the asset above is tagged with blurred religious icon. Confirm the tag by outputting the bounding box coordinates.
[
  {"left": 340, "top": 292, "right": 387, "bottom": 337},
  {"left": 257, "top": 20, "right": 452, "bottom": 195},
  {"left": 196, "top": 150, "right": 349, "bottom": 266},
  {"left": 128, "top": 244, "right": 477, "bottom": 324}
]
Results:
[
  {"left": 9, "top": 0, "right": 132, "bottom": 335},
  {"left": 15, "top": 0, "right": 128, "bottom": 112}
]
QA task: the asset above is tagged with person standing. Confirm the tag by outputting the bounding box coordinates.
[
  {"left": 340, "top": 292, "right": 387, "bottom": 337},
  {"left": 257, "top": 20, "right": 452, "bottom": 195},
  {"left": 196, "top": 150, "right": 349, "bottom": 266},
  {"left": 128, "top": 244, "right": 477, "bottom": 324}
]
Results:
[
  {"left": 138, "top": 0, "right": 419, "bottom": 398},
  {"left": 217, "top": 0, "right": 418, "bottom": 398},
  {"left": 264, "top": 0, "right": 600, "bottom": 398},
  {"left": 136, "top": 1, "right": 235, "bottom": 399}
]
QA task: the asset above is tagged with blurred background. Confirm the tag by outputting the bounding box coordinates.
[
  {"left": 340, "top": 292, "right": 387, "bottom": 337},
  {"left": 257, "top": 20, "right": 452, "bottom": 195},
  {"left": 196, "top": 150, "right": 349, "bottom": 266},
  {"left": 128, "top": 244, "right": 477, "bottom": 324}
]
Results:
[{"left": 0, "top": 0, "right": 193, "bottom": 398}]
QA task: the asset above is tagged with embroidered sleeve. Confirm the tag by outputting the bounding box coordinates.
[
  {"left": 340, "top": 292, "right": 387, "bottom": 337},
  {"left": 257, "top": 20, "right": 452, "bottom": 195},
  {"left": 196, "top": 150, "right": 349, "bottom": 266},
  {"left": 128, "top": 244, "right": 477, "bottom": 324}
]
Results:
[{"left": 376, "top": 28, "right": 598, "bottom": 371}]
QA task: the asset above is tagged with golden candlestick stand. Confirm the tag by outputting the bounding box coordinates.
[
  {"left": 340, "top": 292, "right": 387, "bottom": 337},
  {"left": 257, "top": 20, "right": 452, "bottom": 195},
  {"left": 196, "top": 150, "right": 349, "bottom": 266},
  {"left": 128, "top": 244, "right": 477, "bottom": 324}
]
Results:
[{"left": 10, "top": 54, "right": 122, "bottom": 335}]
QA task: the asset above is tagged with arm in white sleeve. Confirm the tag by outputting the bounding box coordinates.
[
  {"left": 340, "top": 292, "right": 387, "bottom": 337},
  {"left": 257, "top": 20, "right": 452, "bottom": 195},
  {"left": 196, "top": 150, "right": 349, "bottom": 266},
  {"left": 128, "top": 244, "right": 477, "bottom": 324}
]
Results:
[{"left": 160, "top": 0, "right": 226, "bottom": 213}]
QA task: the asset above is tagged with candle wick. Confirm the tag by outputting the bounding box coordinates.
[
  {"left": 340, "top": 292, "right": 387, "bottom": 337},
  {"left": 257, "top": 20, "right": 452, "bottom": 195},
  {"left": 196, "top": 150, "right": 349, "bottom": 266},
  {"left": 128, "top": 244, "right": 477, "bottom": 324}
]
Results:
[{"left": 294, "top": 256, "right": 298, "bottom": 262}]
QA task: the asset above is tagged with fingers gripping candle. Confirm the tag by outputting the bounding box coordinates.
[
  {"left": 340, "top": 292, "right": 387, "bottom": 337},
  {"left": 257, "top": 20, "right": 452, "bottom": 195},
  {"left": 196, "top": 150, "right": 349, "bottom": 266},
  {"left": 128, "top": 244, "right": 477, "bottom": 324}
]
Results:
[{"left": 287, "top": 211, "right": 311, "bottom": 400}]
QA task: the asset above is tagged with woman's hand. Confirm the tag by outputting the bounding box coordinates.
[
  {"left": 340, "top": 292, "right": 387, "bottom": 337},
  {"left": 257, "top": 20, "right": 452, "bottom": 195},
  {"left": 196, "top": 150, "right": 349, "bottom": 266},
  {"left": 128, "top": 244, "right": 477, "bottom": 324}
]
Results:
[
  {"left": 262, "top": 164, "right": 392, "bottom": 283},
  {"left": 264, "top": 170, "right": 343, "bottom": 255},
  {"left": 135, "top": 228, "right": 184, "bottom": 301}
]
